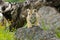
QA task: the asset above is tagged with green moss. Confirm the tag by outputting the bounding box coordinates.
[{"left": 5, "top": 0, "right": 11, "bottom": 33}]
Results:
[{"left": 41, "top": 20, "right": 50, "bottom": 30}]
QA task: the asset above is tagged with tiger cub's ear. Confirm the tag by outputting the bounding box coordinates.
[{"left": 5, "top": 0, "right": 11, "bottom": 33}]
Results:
[
  {"left": 26, "top": 9, "right": 31, "bottom": 15},
  {"left": 26, "top": 9, "right": 30, "bottom": 12}
]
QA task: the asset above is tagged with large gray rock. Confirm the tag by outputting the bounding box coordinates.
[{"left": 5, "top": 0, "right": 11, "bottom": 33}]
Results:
[
  {"left": 38, "top": 6, "right": 60, "bottom": 30},
  {"left": 15, "top": 26, "right": 59, "bottom": 40}
]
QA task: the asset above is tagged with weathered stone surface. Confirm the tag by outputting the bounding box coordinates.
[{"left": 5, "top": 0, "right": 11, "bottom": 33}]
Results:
[
  {"left": 15, "top": 26, "right": 59, "bottom": 40},
  {"left": 38, "top": 6, "right": 60, "bottom": 30}
]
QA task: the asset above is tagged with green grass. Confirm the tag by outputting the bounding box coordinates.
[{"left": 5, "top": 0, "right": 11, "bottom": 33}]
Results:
[
  {"left": 55, "top": 27, "right": 60, "bottom": 38},
  {"left": 0, "top": 24, "right": 15, "bottom": 40},
  {"left": 5, "top": 0, "right": 25, "bottom": 2}
]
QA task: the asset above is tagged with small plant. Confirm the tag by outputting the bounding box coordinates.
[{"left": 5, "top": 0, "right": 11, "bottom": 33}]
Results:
[
  {"left": 0, "top": 23, "right": 15, "bottom": 40},
  {"left": 55, "top": 27, "right": 60, "bottom": 38}
]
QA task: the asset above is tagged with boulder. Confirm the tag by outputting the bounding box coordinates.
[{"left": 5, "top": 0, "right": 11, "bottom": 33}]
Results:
[
  {"left": 15, "top": 26, "right": 58, "bottom": 40},
  {"left": 38, "top": 6, "right": 60, "bottom": 30}
]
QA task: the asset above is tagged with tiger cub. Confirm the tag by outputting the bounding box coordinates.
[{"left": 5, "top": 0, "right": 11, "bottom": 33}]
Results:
[{"left": 26, "top": 9, "right": 40, "bottom": 28}]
